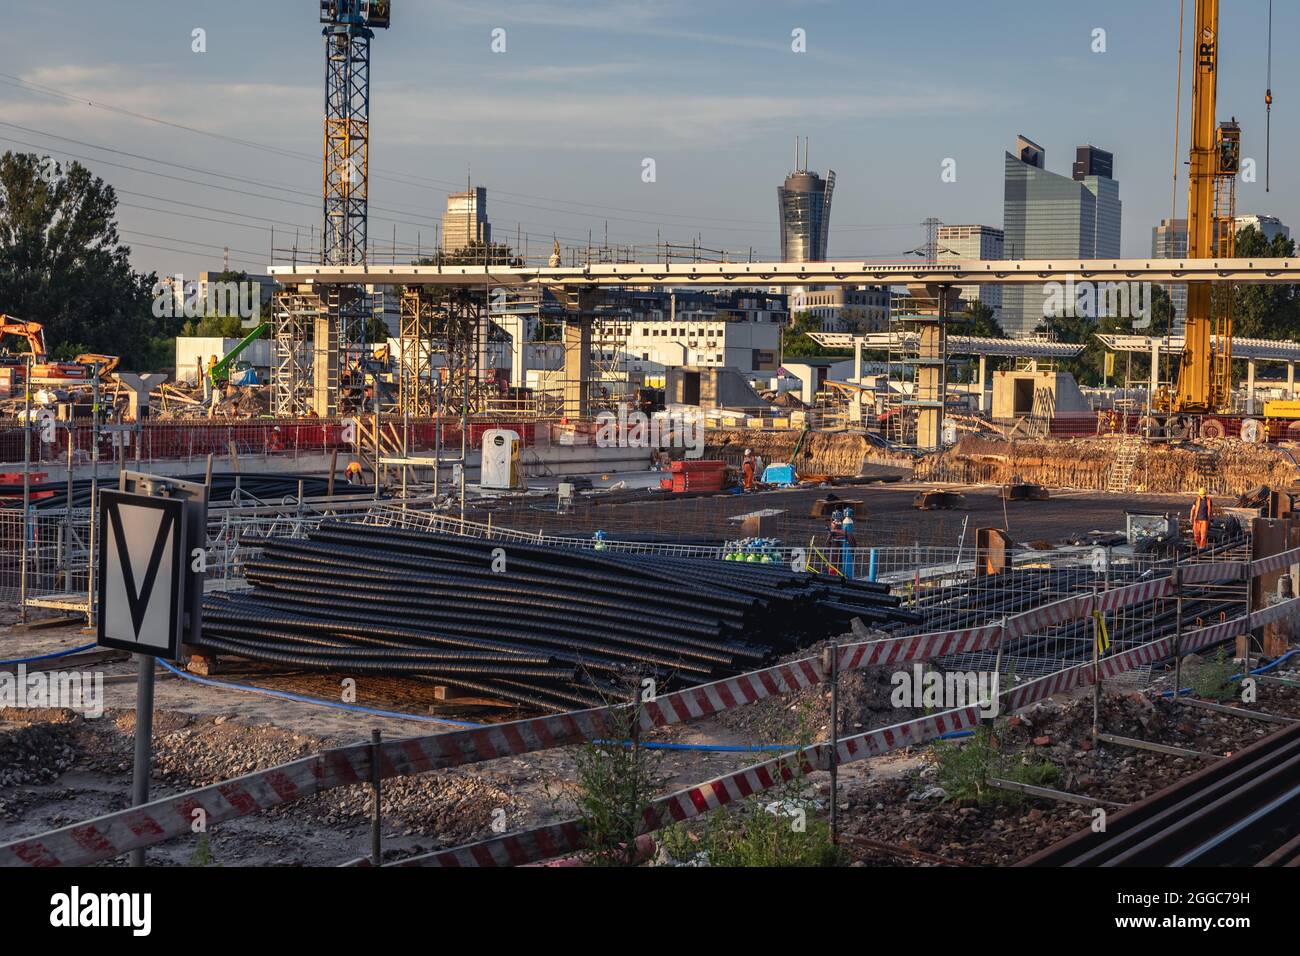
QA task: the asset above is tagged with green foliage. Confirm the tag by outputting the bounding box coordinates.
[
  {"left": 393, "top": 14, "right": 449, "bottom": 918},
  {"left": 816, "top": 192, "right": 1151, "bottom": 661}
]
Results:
[
  {"left": 1190, "top": 648, "right": 1239, "bottom": 703},
  {"left": 573, "top": 704, "right": 667, "bottom": 866},
  {"left": 660, "top": 795, "right": 842, "bottom": 867},
  {"left": 181, "top": 315, "right": 247, "bottom": 338},
  {"left": 954, "top": 302, "right": 1006, "bottom": 339},
  {"left": 187, "top": 834, "right": 215, "bottom": 867},
  {"left": 416, "top": 240, "right": 522, "bottom": 267},
  {"left": 0, "top": 152, "right": 171, "bottom": 370},
  {"left": 1036, "top": 285, "right": 1175, "bottom": 386},
  {"left": 1232, "top": 226, "right": 1300, "bottom": 340},
  {"left": 932, "top": 724, "right": 1059, "bottom": 805},
  {"left": 782, "top": 311, "right": 851, "bottom": 358}
]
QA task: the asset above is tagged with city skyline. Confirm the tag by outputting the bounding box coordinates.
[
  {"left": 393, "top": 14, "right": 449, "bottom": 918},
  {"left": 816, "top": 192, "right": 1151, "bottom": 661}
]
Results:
[{"left": 0, "top": 0, "right": 1294, "bottom": 278}]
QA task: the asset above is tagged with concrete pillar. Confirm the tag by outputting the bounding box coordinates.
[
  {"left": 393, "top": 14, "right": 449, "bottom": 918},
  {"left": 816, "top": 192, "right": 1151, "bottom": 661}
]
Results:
[
  {"left": 853, "top": 337, "right": 862, "bottom": 384},
  {"left": 1288, "top": 362, "right": 1295, "bottom": 399},
  {"left": 562, "top": 317, "right": 592, "bottom": 419},
  {"left": 978, "top": 355, "right": 988, "bottom": 412},
  {"left": 1247, "top": 360, "right": 1257, "bottom": 414}
]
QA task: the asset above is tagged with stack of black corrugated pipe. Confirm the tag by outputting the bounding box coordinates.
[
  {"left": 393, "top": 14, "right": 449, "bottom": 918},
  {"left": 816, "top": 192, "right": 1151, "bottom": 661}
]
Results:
[{"left": 198, "top": 521, "right": 921, "bottom": 712}]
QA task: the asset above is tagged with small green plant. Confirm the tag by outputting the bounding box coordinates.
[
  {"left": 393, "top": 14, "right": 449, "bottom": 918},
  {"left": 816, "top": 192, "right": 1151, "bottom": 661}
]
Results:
[
  {"left": 187, "top": 834, "right": 215, "bottom": 867},
  {"left": 573, "top": 699, "right": 667, "bottom": 867},
  {"left": 661, "top": 794, "right": 841, "bottom": 867},
  {"left": 932, "top": 724, "right": 1000, "bottom": 803},
  {"left": 658, "top": 719, "right": 843, "bottom": 867},
  {"left": 932, "top": 723, "right": 1060, "bottom": 805},
  {"left": 1190, "top": 648, "right": 1239, "bottom": 703}
]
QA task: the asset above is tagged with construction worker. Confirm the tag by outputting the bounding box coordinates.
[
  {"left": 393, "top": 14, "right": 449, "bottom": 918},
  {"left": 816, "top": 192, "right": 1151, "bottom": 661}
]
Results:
[
  {"left": 741, "top": 448, "right": 756, "bottom": 491},
  {"left": 1191, "top": 487, "right": 1213, "bottom": 550},
  {"left": 345, "top": 460, "right": 364, "bottom": 485}
]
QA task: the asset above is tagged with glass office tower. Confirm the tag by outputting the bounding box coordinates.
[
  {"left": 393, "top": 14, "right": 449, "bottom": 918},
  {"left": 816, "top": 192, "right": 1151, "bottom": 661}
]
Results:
[
  {"left": 1002, "top": 138, "right": 1122, "bottom": 335},
  {"left": 778, "top": 167, "right": 835, "bottom": 262}
]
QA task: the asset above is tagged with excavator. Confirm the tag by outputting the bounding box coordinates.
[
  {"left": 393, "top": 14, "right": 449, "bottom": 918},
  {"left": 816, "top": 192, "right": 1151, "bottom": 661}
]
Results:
[
  {"left": 1155, "top": 0, "right": 1241, "bottom": 437},
  {"left": 0, "top": 314, "right": 119, "bottom": 385}
]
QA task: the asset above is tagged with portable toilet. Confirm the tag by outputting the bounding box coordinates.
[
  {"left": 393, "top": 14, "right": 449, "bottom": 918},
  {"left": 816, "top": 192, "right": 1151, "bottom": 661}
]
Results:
[{"left": 481, "top": 428, "right": 524, "bottom": 489}]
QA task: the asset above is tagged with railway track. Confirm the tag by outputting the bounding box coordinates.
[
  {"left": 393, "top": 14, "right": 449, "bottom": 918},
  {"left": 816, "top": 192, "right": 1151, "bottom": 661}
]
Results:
[{"left": 1019, "top": 721, "right": 1300, "bottom": 867}]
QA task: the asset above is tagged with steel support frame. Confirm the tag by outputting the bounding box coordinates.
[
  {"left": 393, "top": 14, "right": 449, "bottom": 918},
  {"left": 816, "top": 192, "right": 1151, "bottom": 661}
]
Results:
[
  {"left": 271, "top": 289, "right": 321, "bottom": 417},
  {"left": 323, "top": 28, "right": 371, "bottom": 267},
  {"left": 398, "top": 287, "right": 436, "bottom": 416}
]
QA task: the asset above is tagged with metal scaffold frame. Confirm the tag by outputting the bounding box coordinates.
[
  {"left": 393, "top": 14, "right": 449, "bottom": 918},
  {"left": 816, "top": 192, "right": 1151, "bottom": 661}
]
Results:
[
  {"left": 885, "top": 286, "right": 952, "bottom": 449},
  {"left": 271, "top": 289, "right": 321, "bottom": 417},
  {"left": 398, "top": 287, "right": 436, "bottom": 417}
]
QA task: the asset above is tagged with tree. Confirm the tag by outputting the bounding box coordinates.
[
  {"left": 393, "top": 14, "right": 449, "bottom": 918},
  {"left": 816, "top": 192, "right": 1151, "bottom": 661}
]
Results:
[
  {"left": 418, "top": 240, "right": 522, "bottom": 268},
  {"left": 953, "top": 302, "right": 1005, "bottom": 339},
  {"left": 782, "top": 311, "right": 851, "bottom": 358},
  {"left": 1231, "top": 225, "right": 1300, "bottom": 340},
  {"left": 0, "top": 152, "right": 170, "bottom": 369},
  {"left": 1037, "top": 285, "right": 1175, "bottom": 385}
]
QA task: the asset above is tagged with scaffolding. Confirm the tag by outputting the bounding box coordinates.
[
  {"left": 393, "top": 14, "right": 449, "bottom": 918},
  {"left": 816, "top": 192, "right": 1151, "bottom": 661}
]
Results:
[
  {"left": 885, "top": 285, "right": 954, "bottom": 449},
  {"left": 271, "top": 289, "right": 321, "bottom": 417},
  {"left": 398, "top": 287, "right": 436, "bottom": 417}
]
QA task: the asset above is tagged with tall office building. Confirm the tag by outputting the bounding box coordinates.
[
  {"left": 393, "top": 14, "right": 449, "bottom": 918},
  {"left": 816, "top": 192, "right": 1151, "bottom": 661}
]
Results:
[
  {"left": 778, "top": 138, "right": 835, "bottom": 262},
  {"left": 937, "top": 224, "right": 1004, "bottom": 322},
  {"left": 1001, "top": 137, "right": 1122, "bottom": 335},
  {"left": 1151, "top": 217, "right": 1188, "bottom": 328},
  {"left": 441, "top": 186, "right": 491, "bottom": 253},
  {"left": 1234, "top": 214, "right": 1291, "bottom": 243}
]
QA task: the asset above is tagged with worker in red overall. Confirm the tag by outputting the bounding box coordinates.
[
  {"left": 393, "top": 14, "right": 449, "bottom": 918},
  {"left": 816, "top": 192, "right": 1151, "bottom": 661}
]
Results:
[
  {"left": 1190, "top": 487, "right": 1213, "bottom": 550},
  {"left": 742, "top": 448, "right": 756, "bottom": 491}
]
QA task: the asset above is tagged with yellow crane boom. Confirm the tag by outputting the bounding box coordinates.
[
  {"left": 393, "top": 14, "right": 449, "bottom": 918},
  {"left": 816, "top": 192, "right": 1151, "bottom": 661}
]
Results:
[{"left": 1171, "top": 0, "right": 1238, "bottom": 415}]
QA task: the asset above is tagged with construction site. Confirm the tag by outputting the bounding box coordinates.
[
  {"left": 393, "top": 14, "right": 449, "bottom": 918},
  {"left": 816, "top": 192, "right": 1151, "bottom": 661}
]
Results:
[{"left": 3, "top": 4, "right": 1300, "bottom": 911}]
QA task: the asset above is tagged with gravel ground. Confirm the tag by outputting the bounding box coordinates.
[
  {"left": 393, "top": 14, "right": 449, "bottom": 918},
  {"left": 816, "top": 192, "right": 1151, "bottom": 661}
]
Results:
[
  {"left": 2, "top": 616, "right": 1296, "bottom": 867},
  {"left": 835, "top": 677, "right": 1300, "bottom": 867}
]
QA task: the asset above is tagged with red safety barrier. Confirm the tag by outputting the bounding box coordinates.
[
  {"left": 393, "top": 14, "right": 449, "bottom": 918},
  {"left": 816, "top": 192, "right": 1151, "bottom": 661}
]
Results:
[{"left": 4, "top": 558, "right": 1295, "bottom": 868}]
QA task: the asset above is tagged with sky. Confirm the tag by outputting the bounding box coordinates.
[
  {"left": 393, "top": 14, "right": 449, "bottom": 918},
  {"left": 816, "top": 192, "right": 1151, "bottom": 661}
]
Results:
[{"left": 1, "top": 0, "right": 1295, "bottom": 278}]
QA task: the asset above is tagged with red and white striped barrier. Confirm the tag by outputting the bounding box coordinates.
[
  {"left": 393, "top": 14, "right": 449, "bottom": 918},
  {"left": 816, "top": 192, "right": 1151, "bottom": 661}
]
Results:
[
  {"left": 1094, "top": 577, "right": 1173, "bottom": 614},
  {"left": 403, "top": 597, "right": 1290, "bottom": 869},
  {"left": 640, "top": 657, "right": 825, "bottom": 727},
  {"left": 0, "top": 744, "right": 372, "bottom": 867},
  {"left": 6, "top": 548, "right": 1296, "bottom": 868},
  {"left": 1251, "top": 547, "right": 1300, "bottom": 578},
  {"left": 1005, "top": 595, "right": 1086, "bottom": 638},
  {"left": 1249, "top": 594, "right": 1300, "bottom": 630},
  {"left": 393, "top": 704, "right": 986, "bottom": 868},
  {"left": 836, "top": 623, "right": 1002, "bottom": 670},
  {"left": 1182, "top": 561, "right": 1247, "bottom": 585}
]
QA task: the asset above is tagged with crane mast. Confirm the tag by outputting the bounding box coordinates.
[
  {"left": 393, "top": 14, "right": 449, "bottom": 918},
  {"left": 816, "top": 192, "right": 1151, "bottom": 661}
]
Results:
[{"left": 1171, "top": 0, "right": 1239, "bottom": 416}]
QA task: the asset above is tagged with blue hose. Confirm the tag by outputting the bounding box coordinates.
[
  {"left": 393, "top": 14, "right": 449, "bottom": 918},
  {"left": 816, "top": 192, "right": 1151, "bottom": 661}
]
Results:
[
  {"left": 1158, "top": 648, "right": 1299, "bottom": 699},
  {"left": 0, "top": 641, "right": 98, "bottom": 666}
]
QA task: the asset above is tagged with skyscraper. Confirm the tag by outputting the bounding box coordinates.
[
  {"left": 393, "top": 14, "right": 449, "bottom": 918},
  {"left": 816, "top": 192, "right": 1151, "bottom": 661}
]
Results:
[
  {"left": 937, "top": 224, "right": 1004, "bottom": 322},
  {"left": 1151, "top": 217, "right": 1188, "bottom": 328},
  {"left": 441, "top": 186, "right": 491, "bottom": 253},
  {"left": 1001, "top": 137, "right": 1122, "bottom": 335},
  {"left": 778, "top": 138, "right": 835, "bottom": 262}
]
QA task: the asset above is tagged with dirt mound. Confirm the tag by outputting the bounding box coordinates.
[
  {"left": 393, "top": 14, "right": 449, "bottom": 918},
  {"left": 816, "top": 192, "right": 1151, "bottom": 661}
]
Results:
[{"left": 918, "top": 435, "right": 1297, "bottom": 495}]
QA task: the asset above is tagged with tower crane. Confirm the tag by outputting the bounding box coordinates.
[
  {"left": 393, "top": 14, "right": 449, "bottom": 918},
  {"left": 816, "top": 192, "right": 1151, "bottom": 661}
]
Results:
[{"left": 319, "top": 0, "right": 390, "bottom": 266}]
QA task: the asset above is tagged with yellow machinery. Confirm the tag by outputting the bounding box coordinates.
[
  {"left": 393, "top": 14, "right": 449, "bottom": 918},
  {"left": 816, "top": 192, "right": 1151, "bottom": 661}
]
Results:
[{"left": 1168, "top": 0, "right": 1240, "bottom": 416}]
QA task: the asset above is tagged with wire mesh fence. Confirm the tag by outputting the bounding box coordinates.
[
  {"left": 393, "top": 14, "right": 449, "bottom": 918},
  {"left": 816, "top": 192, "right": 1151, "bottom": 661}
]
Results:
[{"left": 0, "top": 497, "right": 1254, "bottom": 690}]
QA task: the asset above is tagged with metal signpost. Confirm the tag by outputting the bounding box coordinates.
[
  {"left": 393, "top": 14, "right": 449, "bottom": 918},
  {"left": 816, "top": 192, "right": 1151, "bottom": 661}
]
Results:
[{"left": 96, "top": 472, "right": 207, "bottom": 866}]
